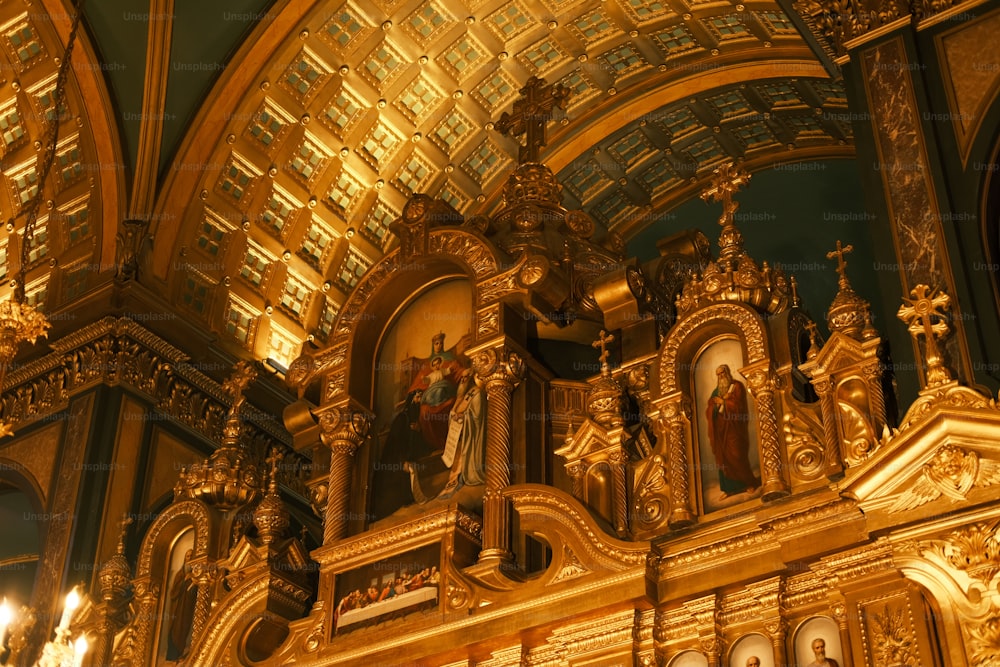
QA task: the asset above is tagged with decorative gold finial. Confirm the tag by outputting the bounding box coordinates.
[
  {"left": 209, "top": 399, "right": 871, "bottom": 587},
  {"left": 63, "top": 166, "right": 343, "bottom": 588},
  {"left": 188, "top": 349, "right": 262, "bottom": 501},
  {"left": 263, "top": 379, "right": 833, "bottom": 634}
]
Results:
[
  {"left": 177, "top": 361, "right": 264, "bottom": 509},
  {"left": 805, "top": 320, "right": 821, "bottom": 359},
  {"left": 700, "top": 162, "right": 750, "bottom": 226},
  {"left": 898, "top": 285, "right": 953, "bottom": 388},
  {"left": 98, "top": 514, "right": 133, "bottom": 604},
  {"left": 254, "top": 447, "right": 289, "bottom": 546},
  {"left": 494, "top": 76, "right": 570, "bottom": 164},
  {"left": 592, "top": 330, "right": 615, "bottom": 375},
  {"left": 826, "top": 240, "right": 854, "bottom": 288},
  {"left": 700, "top": 162, "right": 750, "bottom": 268},
  {"left": 265, "top": 447, "right": 283, "bottom": 493},
  {"left": 825, "top": 239, "right": 872, "bottom": 339},
  {"left": 222, "top": 360, "right": 258, "bottom": 418}
]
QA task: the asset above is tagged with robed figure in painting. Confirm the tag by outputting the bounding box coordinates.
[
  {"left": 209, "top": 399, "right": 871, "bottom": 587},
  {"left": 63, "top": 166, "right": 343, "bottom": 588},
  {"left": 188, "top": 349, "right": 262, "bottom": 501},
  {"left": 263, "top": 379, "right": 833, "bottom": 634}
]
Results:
[
  {"left": 706, "top": 364, "right": 760, "bottom": 497},
  {"left": 439, "top": 369, "right": 487, "bottom": 498},
  {"left": 408, "top": 333, "right": 467, "bottom": 452},
  {"left": 371, "top": 389, "right": 432, "bottom": 520}
]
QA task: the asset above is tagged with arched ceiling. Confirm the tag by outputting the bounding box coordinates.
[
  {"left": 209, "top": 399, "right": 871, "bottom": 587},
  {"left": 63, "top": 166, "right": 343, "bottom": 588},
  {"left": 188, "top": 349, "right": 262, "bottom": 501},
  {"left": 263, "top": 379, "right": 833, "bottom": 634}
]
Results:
[
  {"left": 76, "top": 0, "right": 860, "bottom": 369},
  {"left": 0, "top": 0, "right": 124, "bottom": 322}
]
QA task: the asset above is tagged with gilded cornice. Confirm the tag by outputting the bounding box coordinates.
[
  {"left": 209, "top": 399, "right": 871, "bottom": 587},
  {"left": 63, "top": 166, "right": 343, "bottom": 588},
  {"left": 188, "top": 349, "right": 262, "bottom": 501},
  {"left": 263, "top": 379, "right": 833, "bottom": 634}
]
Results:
[
  {"left": 1, "top": 315, "right": 290, "bottom": 447},
  {"left": 649, "top": 498, "right": 860, "bottom": 579},
  {"left": 311, "top": 505, "right": 482, "bottom": 569}
]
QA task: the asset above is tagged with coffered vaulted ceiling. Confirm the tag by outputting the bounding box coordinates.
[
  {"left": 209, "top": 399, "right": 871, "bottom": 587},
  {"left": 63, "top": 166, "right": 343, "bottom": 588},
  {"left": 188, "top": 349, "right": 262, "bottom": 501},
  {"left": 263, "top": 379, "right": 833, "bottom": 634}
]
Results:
[{"left": 0, "top": 0, "right": 856, "bottom": 370}]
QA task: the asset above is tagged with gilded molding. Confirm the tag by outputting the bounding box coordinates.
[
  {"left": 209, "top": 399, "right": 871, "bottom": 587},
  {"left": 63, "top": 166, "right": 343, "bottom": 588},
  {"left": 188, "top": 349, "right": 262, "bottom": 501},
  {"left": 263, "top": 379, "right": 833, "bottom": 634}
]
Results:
[
  {"left": 507, "top": 485, "right": 648, "bottom": 568},
  {"left": 659, "top": 302, "right": 767, "bottom": 395}
]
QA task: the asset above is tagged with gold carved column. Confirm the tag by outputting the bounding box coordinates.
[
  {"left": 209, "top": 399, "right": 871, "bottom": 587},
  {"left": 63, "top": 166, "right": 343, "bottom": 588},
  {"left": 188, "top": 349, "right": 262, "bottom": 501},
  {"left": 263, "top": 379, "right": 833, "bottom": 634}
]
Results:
[
  {"left": 318, "top": 405, "right": 372, "bottom": 545},
  {"left": 811, "top": 376, "right": 840, "bottom": 470},
  {"left": 744, "top": 364, "right": 789, "bottom": 500},
  {"left": 660, "top": 400, "right": 695, "bottom": 528},
  {"left": 472, "top": 344, "right": 525, "bottom": 566},
  {"left": 567, "top": 461, "right": 587, "bottom": 500}
]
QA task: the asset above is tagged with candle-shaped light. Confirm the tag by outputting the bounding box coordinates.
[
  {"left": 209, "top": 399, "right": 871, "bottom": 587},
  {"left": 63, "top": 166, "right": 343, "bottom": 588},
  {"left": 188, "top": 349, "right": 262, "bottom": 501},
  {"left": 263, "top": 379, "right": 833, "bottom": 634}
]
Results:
[
  {"left": 72, "top": 635, "right": 88, "bottom": 667},
  {"left": 59, "top": 587, "right": 79, "bottom": 631},
  {"left": 0, "top": 598, "right": 10, "bottom": 644}
]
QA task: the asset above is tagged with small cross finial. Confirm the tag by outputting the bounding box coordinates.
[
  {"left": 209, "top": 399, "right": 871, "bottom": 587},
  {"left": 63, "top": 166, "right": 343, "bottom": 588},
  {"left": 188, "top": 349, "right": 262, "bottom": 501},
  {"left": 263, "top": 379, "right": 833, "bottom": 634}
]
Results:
[
  {"left": 116, "top": 514, "right": 133, "bottom": 553},
  {"left": 700, "top": 162, "right": 750, "bottom": 227},
  {"left": 826, "top": 240, "right": 854, "bottom": 287},
  {"left": 495, "top": 76, "right": 570, "bottom": 164},
  {"left": 592, "top": 330, "right": 615, "bottom": 372},
  {"left": 222, "top": 361, "right": 258, "bottom": 415},
  {"left": 265, "top": 447, "right": 284, "bottom": 493}
]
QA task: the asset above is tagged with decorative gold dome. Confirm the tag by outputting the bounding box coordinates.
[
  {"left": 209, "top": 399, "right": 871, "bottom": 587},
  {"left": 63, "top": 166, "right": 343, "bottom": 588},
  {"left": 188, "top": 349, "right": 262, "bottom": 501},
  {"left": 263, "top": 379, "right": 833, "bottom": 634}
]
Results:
[
  {"left": 825, "top": 241, "right": 874, "bottom": 340},
  {"left": 176, "top": 361, "right": 264, "bottom": 510},
  {"left": 501, "top": 163, "right": 563, "bottom": 209},
  {"left": 98, "top": 517, "right": 133, "bottom": 605},
  {"left": 254, "top": 448, "right": 290, "bottom": 546},
  {"left": 587, "top": 331, "right": 624, "bottom": 428}
]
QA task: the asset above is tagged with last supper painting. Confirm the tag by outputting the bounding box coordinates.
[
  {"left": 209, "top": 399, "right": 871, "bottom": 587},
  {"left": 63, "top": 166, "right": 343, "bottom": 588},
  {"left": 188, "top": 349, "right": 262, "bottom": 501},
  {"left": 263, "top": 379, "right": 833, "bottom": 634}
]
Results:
[{"left": 369, "top": 279, "right": 488, "bottom": 523}]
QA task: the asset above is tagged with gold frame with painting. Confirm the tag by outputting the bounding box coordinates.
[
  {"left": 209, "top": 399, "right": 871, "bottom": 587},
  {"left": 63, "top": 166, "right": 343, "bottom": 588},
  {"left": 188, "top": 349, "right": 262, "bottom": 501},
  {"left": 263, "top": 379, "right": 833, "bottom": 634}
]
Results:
[
  {"left": 693, "top": 336, "right": 762, "bottom": 513},
  {"left": 369, "top": 278, "right": 479, "bottom": 522},
  {"left": 728, "top": 633, "right": 773, "bottom": 667},
  {"left": 793, "top": 616, "right": 843, "bottom": 667}
]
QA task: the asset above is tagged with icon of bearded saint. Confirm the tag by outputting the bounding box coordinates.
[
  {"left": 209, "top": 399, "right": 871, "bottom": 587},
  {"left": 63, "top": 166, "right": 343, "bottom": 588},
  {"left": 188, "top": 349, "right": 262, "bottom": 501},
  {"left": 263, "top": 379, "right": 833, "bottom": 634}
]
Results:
[{"left": 705, "top": 364, "right": 760, "bottom": 498}]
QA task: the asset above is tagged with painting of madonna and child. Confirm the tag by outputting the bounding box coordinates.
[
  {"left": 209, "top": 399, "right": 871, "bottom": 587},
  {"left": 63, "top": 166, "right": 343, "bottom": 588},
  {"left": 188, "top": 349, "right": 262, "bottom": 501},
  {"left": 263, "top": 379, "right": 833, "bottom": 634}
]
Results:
[
  {"left": 369, "top": 280, "right": 487, "bottom": 523},
  {"left": 694, "top": 338, "right": 763, "bottom": 513}
]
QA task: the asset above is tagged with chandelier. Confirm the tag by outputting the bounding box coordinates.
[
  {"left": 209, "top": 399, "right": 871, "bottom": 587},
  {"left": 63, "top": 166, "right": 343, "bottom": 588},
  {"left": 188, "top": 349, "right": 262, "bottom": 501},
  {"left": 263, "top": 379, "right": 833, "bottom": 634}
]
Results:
[{"left": 0, "top": 0, "right": 88, "bottom": 435}]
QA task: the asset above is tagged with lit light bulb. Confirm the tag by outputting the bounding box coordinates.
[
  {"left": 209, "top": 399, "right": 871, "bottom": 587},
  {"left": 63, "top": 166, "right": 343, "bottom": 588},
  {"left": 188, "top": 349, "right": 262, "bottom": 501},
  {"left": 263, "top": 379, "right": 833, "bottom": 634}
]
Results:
[
  {"left": 0, "top": 598, "right": 11, "bottom": 642},
  {"left": 72, "top": 635, "right": 88, "bottom": 667},
  {"left": 59, "top": 587, "right": 80, "bottom": 630}
]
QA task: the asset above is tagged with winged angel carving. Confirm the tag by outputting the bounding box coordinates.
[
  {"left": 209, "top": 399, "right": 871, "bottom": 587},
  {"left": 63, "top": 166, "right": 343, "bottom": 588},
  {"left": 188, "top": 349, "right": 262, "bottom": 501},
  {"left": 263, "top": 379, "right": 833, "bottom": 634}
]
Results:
[{"left": 888, "top": 445, "right": 1000, "bottom": 512}]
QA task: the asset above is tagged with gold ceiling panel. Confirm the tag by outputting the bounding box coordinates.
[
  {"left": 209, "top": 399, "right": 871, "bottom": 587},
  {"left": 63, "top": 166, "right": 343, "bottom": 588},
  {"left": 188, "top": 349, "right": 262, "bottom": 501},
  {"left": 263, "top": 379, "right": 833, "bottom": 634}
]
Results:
[
  {"left": 0, "top": 4, "right": 116, "bottom": 322},
  {"left": 165, "top": 0, "right": 841, "bottom": 365}
]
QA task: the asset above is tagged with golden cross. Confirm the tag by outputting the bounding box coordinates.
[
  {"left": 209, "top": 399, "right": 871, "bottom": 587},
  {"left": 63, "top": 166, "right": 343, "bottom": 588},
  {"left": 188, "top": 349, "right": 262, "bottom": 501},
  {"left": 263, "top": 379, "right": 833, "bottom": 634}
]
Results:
[
  {"left": 265, "top": 447, "right": 284, "bottom": 490},
  {"left": 897, "top": 284, "right": 952, "bottom": 387},
  {"left": 222, "top": 360, "right": 257, "bottom": 412},
  {"left": 495, "top": 76, "right": 570, "bottom": 164},
  {"left": 826, "top": 240, "right": 854, "bottom": 284},
  {"left": 700, "top": 162, "right": 750, "bottom": 225},
  {"left": 592, "top": 330, "right": 615, "bottom": 367}
]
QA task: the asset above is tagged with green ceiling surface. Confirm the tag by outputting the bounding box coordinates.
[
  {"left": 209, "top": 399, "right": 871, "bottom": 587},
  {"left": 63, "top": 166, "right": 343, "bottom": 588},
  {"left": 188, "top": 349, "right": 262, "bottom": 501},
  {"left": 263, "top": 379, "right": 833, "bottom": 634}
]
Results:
[
  {"left": 82, "top": 0, "right": 276, "bottom": 182},
  {"left": 628, "top": 158, "right": 889, "bottom": 337}
]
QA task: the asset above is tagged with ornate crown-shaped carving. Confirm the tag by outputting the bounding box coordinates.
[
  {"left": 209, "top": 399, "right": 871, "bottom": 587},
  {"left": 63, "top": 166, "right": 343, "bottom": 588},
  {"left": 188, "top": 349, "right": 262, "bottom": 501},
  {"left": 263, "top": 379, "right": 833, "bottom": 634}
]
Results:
[
  {"left": 176, "top": 361, "right": 263, "bottom": 510},
  {"left": 825, "top": 240, "right": 876, "bottom": 339},
  {"left": 587, "top": 331, "right": 624, "bottom": 428},
  {"left": 254, "top": 448, "right": 290, "bottom": 545},
  {"left": 98, "top": 516, "right": 133, "bottom": 605},
  {"left": 502, "top": 163, "right": 563, "bottom": 209},
  {"left": 676, "top": 163, "right": 790, "bottom": 318}
]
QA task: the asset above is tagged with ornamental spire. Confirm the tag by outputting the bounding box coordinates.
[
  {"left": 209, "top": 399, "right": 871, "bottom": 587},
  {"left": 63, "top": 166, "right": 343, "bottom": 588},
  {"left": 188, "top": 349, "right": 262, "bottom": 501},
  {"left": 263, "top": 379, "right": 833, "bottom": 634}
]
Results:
[{"left": 494, "top": 76, "right": 570, "bottom": 164}]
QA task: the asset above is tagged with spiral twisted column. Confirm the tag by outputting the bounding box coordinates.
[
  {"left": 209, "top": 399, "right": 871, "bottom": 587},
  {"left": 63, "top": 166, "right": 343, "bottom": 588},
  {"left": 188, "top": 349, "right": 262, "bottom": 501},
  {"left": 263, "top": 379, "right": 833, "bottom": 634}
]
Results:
[
  {"left": 189, "top": 560, "right": 216, "bottom": 644},
  {"left": 745, "top": 365, "right": 789, "bottom": 500},
  {"left": 567, "top": 461, "right": 587, "bottom": 500},
  {"left": 609, "top": 448, "right": 629, "bottom": 536},
  {"left": 472, "top": 346, "right": 525, "bottom": 566},
  {"left": 319, "top": 406, "right": 372, "bottom": 545},
  {"left": 862, "top": 359, "right": 886, "bottom": 435},
  {"left": 811, "top": 376, "right": 841, "bottom": 470},
  {"left": 661, "top": 399, "right": 695, "bottom": 528}
]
